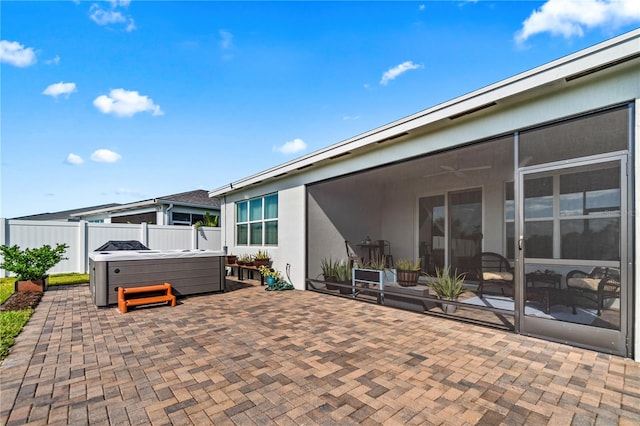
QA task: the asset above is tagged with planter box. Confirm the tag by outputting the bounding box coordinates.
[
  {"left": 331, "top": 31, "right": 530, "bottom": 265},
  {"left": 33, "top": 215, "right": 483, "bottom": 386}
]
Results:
[
  {"left": 352, "top": 268, "right": 397, "bottom": 296},
  {"left": 15, "top": 277, "right": 48, "bottom": 292},
  {"left": 353, "top": 268, "right": 396, "bottom": 286}
]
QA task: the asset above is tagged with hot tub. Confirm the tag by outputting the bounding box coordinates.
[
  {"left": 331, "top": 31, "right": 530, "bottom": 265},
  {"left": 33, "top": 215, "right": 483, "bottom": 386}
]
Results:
[{"left": 89, "top": 249, "right": 226, "bottom": 307}]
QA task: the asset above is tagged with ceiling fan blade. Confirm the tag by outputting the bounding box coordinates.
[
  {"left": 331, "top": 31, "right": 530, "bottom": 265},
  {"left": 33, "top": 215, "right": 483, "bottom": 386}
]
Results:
[
  {"left": 423, "top": 170, "right": 451, "bottom": 178},
  {"left": 458, "top": 165, "right": 491, "bottom": 172}
]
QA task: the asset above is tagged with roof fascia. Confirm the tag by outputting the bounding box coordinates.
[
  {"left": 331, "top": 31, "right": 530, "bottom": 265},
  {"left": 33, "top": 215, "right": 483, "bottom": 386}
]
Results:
[
  {"left": 70, "top": 199, "right": 157, "bottom": 217},
  {"left": 155, "top": 199, "right": 220, "bottom": 209}
]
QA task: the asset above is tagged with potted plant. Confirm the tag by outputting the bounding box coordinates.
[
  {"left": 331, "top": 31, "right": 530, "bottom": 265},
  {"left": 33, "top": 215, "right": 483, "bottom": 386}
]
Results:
[
  {"left": 225, "top": 252, "right": 237, "bottom": 265},
  {"left": 395, "top": 258, "right": 422, "bottom": 287},
  {"left": 428, "top": 266, "right": 466, "bottom": 313},
  {"left": 335, "top": 260, "right": 353, "bottom": 294},
  {"left": 0, "top": 243, "right": 68, "bottom": 292},
  {"left": 253, "top": 250, "right": 270, "bottom": 267},
  {"left": 320, "top": 257, "right": 340, "bottom": 290},
  {"left": 237, "top": 254, "right": 252, "bottom": 266},
  {"left": 258, "top": 265, "right": 281, "bottom": 286}
]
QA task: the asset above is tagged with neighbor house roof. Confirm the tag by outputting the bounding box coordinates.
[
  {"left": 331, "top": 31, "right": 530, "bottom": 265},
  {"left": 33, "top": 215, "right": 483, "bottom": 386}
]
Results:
[
  {"left": 12, "top": 203, "right": 122, "bottom": 221},
  {"left": 70, "top": 190, "right": 220, "bottom": 218},
  {"left": 210, "top": 29, "right": 640, "bottom": 197}
]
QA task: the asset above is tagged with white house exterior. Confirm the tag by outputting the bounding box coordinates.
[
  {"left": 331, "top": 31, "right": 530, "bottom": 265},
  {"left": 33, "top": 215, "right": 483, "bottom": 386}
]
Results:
[{"left": 211, "top": 30, "right": 640, "bottom": 359}]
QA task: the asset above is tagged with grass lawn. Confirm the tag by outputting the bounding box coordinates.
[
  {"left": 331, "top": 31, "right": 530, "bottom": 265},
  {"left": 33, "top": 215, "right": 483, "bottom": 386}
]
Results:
[{"left": 0, "top": 273, "right": 89, "bottom": 361}]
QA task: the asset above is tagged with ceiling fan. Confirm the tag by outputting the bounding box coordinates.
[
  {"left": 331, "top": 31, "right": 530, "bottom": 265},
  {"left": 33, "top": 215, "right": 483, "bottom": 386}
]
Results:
[{"left": 423, "top": 164, "right": 491, "bottom": 178}]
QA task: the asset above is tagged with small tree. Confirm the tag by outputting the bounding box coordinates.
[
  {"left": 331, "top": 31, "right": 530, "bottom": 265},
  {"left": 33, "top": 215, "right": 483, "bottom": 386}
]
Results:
[{"left": 0, "top": 244, "right": 68, "bottom": 281}]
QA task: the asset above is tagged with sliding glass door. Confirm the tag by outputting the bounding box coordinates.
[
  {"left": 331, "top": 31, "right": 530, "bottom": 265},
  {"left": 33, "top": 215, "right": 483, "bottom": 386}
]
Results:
[{"left": 418, "top": 188, "right": 482, "bottom": 278}]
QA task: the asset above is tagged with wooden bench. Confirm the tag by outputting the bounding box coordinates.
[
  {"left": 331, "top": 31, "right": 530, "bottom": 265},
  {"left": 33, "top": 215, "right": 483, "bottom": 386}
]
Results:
[
  {"left": 118, "top": 283, "right": 177, "bottom": 313},
  {"left": 228, "top": 264, "right": 266, "bottom": 286}
]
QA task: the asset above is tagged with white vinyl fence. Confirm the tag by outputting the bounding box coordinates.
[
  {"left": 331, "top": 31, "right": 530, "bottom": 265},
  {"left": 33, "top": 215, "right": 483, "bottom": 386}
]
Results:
[{"left": 0, "top": 219, "right": 222, "bottom": 277}]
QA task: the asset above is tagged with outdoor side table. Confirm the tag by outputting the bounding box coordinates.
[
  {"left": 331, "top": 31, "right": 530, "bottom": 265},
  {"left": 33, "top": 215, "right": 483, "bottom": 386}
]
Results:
[{"left": 525, "top": 272, "right": 562, "bottom": 314}]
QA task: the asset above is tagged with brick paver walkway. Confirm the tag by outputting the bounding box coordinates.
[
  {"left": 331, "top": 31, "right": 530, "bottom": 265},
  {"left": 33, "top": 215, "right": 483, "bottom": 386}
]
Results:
[{"left": 1, "top": 281, "right": 639, "bottom": 425}]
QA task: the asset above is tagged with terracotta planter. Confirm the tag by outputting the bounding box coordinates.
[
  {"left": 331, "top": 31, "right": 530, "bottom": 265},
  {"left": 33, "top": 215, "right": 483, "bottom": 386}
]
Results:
[
  {"left": 397, "top": 269, "right": 420, "bottom": 286},
  {"left": 15, "top": 278, "right": 48, "bottom": 292},
  {"left": 226, "top": 255, "right": 237, "bottom": 265},
  {"left": 253, "top": 259, "right": 270, "bottom": 268}
]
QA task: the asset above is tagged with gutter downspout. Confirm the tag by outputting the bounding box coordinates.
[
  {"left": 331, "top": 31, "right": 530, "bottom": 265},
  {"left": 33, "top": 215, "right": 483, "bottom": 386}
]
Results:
[
  {"left": 222, "top": 195, "right": 227, "bottom": 254},
  {"left": 166, "top": 203, "right": 174, "bottom": 225}
]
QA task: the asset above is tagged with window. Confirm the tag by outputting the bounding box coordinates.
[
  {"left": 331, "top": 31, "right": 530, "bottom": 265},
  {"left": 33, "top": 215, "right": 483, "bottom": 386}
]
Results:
[
  {"left": 236, "top": 194, "right": 278, "bottom": 245},
  {"left": 559, "top": 164, "right": 620, "bottom": 260},
  {"left": 172, "top": 212, "right": 209, "bottom": 226},
  {"left": 505, "top": 163, "right": 621, "bottom": 261}
]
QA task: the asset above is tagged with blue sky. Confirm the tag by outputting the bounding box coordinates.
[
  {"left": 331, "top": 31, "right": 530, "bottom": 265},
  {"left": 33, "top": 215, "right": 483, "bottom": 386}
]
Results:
[{"left": 1, "top": 1, "right": 639, "bottom": 218}]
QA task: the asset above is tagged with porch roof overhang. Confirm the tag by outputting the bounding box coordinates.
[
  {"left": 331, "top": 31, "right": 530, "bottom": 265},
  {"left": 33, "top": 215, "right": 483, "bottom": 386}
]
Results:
[{"left": 209, "top": 29, "right": 640, "bottom": 198}]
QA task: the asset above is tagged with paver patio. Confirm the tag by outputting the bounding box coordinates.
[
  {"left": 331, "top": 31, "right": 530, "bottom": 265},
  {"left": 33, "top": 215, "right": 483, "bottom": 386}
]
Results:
[{"left": 1, "top": 279, "right": 639, "bottom": 425}]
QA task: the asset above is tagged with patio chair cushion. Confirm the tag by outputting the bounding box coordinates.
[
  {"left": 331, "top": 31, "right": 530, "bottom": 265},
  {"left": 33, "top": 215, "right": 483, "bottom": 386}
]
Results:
[
  {"left": 567, "top": 277, "right": 601, "bottom": 291},
  {"left": 483, "top": 271, "right": 513, "bottom": 281}
]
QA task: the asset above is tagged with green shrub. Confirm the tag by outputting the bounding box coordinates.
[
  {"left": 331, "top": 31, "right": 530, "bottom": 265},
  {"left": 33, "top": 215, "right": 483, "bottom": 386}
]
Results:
[{"left": 0, "top": 244, "right": 68, "bottom": 281}]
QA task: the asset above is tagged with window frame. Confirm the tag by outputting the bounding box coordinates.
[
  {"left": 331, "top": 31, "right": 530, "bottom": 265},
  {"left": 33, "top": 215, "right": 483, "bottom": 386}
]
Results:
[{"left": 236, "top": 193, "right": 278, "bottom": 246}]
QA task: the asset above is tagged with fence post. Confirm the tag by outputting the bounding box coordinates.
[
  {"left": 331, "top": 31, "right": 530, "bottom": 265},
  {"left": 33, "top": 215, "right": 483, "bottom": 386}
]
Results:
[
  {"left": 141, "top": 222, "right": 149, "bottom": 248},
  {"left": 78, "top": 221, "right": 88, "bottom": 273},
  {"left": 192, "top": 225, "right": 198, "bottom": 249}
]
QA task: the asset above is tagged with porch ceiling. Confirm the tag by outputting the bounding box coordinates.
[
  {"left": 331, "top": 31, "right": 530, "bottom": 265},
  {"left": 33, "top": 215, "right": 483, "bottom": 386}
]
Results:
[{"left": 334, "top": 137, "right": 510, "bottom": 188}]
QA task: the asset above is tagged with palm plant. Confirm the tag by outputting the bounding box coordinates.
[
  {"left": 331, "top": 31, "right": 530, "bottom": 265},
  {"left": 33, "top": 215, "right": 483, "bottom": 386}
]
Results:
[{"left": 194, "top": 212, "right": 219, "bottom": 228}]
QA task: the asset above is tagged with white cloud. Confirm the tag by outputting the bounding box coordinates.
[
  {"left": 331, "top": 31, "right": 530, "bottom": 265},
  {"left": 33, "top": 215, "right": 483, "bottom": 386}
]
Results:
[
  {"left": 343, "top": 115, "right": 361, "bottom": 121},
  {"left": 66, "top": 153, "right": 84, "bottom": 165},
  {"left": 220, "top": 30, "right": 234, "bottom": 50},
  {"left": 91, "top": 149, "right": 122, "bottom": 163},
  {"left": 274, "top": 138, "right": 307, "bottom": 155},
  {"left": 0, "top": 40, "right": 37, "bottom": 67},
  {"left": 93, "top": 88, "right": 164, "bottom": 117},
  {"left": 380, "top": 61, "right": 423, "bottom": 86},
  {"left": 115, "top": 187, "right": 144, "bottom": 196},
  {"left": 125, "top": 18, "right": 136, "bottom": 32},
  {"left": 515, "top": 0, "right": 640, "bottom": 44},
  {"left": 42, "top": 82, "right": 77, "bottom": 99},
  {"left": 90, "top": 4, "right": 125, "bottom": 25},
  {"left": 419, "top": 4, "right": 425, "bottom": 11},
  {"left": 89, "top": 2, "right": 136, "bottom": 32},
  {"left": 45, "top": 55, "right": 60, "bottom": 65}
]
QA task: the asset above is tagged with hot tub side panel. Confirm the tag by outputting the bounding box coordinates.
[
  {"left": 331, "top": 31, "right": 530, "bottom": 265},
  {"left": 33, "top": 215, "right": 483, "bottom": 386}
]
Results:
[
  {"left": 89, "top": 258, "right": 110, "bottom": 307},
  {"left": 105, "top": 256, "right": 224, "bottom": 305}
]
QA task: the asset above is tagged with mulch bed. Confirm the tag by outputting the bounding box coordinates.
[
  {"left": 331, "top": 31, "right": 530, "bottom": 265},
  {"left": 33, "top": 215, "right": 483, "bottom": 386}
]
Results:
[{"left": 0, "top": 291, "right": 43, "bottom": 311}]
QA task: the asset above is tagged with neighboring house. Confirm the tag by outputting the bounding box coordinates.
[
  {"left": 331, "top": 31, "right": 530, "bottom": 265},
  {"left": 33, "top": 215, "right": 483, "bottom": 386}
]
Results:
[
  {"left": 12, "top": 203, "right": 121, "bottom": 222},
  {"left": 71, "top": 190, "right": 220, "bottom": 225},
  {"left": 210, "top": 30, "right": 640, "bottom": 359}
]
